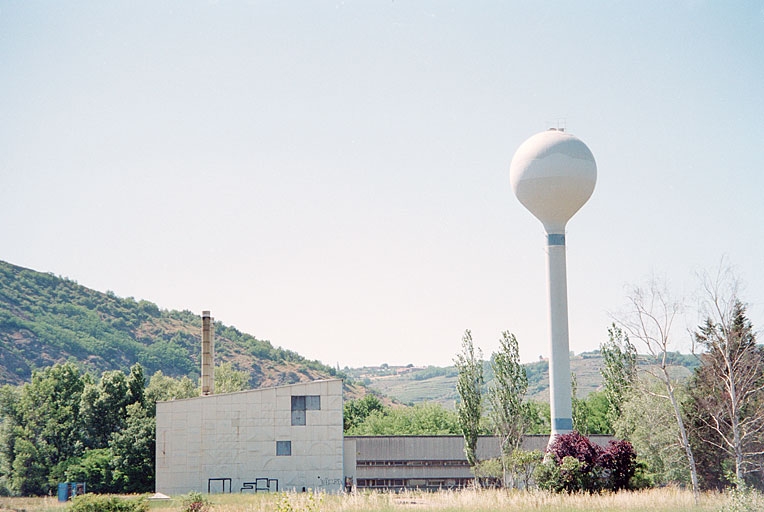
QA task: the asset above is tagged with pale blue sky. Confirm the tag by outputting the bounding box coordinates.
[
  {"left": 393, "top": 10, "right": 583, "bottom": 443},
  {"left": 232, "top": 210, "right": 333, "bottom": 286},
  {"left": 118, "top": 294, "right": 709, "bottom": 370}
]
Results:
[{"left": 2, "top": 1, "right": 763, "bottom": 368}]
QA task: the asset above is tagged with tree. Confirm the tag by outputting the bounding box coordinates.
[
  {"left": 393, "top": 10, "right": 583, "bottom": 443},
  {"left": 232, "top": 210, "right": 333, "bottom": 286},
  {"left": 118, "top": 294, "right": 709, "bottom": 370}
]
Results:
[
  {"left": 79, "top": 370, "right": 130, "bottom": 449},
  {"left": 614, "top": 379, "right": 692, "bottom": 487},
  {"left": 126, "top": 363, "right": 146, "bottom": 407},
  {"left": 487, "top": 332, "right": 528, "bottom": 487},
  {"left": 0, "top": 363, "right": 86, "bottom": 495},
  {"left": 214, "top": 362, "right": 250, "bottom": 394},
  {"left": 600, "top": 324, "right": 637, "bottom": 430},
  {"left": 690, "top": 267, "right": 764, "bottom": 486},
  {"left": 617, "top": 279, "right": 700, "bottom": 501},
  {"left": 344, "top": 402, "right": 459, "bottom": 436},
  {"left": 578, "top": 391, "right": 611, "bottom": 435},
  {"left": 343, "top": 394, "right": 385, "bottom": 432},
  {"left": 455, "top": 329, "right": 483, "bottom": 468},
  {"left": 110, "top": 403, "right": 155, "bottom": 493},
  {"left": 61, "top": 448, "right": 116, "bottom": 494},
  {"left": 144, "top": 371, "right": 197, "bottom": 416},
  {"left": 571, "top": 372, "right": 589, "bottom": 435},
  {"left": 524, "top": 400, "right": 550, "bottom": 434},
  {"left": 0, "top": 363, "right": 161, "bottom": 496}
]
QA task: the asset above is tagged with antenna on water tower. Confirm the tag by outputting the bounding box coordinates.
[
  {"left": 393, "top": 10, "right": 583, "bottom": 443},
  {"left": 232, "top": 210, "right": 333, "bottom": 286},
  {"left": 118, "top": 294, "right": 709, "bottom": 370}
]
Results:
[{"left": 509, "top": 129, "right": 597, "bottom": 446}]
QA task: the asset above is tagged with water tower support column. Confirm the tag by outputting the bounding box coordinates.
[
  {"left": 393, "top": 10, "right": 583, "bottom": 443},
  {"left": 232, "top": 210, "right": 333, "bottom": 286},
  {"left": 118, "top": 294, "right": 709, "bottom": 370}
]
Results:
[{"left": 546, "top": 233, "right": 573, "bottom": 438}]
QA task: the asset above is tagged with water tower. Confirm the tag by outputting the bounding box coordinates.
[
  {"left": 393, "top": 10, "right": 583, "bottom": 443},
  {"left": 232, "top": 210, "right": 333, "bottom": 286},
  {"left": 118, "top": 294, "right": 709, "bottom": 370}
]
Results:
[{"left": 509, "top": 129, "right": 597, "bottom": 443}]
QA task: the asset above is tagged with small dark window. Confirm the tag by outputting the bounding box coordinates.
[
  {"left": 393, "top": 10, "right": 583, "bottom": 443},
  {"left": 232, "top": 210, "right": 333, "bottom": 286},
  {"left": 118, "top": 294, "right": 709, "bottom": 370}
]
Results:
[
  {"left": 291, "top": 396, "right": 306, "bottom": 425},
  {"left": 276, "top": 441, "right": 291, "bottom": 456},
  {"left": 306, "top": 395, "right": 321, "bottom": 410},
  {"left": 291, "top": 396, "right": 305, "bottom": 411},
  {"left": 291, "top": 409, "right": 305, "bottom": 426}
]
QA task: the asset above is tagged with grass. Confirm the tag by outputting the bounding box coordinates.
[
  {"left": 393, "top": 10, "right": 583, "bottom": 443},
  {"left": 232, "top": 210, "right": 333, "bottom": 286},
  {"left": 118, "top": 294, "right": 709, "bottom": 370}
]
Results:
[
  {"left": 0, "top": 487, "right": 747, "bottom": 512},
  {"left": 0, "top": 495, "right": 67, "bottom": 512}
]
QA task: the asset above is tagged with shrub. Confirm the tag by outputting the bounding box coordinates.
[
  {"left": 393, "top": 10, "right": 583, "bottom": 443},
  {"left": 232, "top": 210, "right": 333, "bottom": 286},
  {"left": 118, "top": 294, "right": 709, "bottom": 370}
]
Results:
[
  {"left": 534, "top": 431, "right": 639, "bottom": 493},
  {"left": 507, "top": 449, "right": 544, "bottom": 489},
  {"left": 180, "top": 491, "right": 211, "bottom": 512},
  {"left": 472, "top": 457, "right": 503, "bottom": 487},
  {"left": 719, "top": 485, "right": 764, "bottom": 512},
  {"left": 69, "top": 494, "right": 148, "bottom": 512},
  {"left": 548, "top": 431, "right": 602, "bottom": 473},
  {"left": 599, "top": 439, "right": 637, "bottom": 491},
  {"left": 545, "top": 431, "right": 604, "bottom": 492},
  {"left": 629, "top": 460, "right": 653, "bottom": 490},
  {"left": 534, "top": 459, "right": 564, "bottom": 493}
]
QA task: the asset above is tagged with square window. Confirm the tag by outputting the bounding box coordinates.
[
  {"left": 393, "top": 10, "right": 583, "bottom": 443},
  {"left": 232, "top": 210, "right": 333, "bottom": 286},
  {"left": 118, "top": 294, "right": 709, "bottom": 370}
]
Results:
[
  {"left": 276, "top": 441, "right": 291, "bottom": 456},
  {"left": 291, "top": 396, "right": 305, "bottom": 412},
  {"left": 305, "top": 395, "right": 320, "bottom": 410},
  {"left": 291, "top": 409, "right": 306, "bottom": 426}
]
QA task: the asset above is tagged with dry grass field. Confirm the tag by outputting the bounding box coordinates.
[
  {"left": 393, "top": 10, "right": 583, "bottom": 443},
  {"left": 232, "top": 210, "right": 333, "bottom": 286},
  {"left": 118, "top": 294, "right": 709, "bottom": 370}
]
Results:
[{"left": 0, "top": 487, "right": 752, "bottom": 512}]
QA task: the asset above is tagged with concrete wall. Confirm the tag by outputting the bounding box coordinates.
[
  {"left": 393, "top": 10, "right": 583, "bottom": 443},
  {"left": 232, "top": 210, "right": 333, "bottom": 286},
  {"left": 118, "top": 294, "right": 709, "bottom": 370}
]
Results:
[{"left": 156, "top": 379, "right": 344, "bottom": 494}]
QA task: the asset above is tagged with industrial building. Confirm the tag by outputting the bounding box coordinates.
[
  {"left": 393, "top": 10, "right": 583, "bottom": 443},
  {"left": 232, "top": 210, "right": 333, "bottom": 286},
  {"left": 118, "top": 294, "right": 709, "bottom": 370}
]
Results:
[
  {"left": 155, "top": 377, "right": 613, "bottom": 495},
  {"left": 345, "top": 434, "right": 613, "bottom": 491},
  {"left": 156, "top": 379, "right": 345, "bottom": 494},
  {"left": 155, "top": 312, "right": 612, "bottom": 495}
]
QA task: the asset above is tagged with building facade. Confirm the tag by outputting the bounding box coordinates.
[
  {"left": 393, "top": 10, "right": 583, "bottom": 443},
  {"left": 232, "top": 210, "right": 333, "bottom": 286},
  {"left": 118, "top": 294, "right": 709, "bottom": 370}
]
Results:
[{"left": 156, "top": 379, "right": 344, "bottom": 494}]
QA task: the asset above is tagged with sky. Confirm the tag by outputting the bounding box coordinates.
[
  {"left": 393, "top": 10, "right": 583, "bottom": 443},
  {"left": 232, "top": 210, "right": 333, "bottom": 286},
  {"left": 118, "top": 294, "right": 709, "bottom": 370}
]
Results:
[{"left": 1, "top": 1, "right": 763, "bottom": 369}]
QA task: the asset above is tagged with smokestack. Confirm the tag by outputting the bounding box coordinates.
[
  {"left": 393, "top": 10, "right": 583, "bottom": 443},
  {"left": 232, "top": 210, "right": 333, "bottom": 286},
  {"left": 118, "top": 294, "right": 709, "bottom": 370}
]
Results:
[{"left": 201, "top": 310, "right": 214, "bottom": 396}]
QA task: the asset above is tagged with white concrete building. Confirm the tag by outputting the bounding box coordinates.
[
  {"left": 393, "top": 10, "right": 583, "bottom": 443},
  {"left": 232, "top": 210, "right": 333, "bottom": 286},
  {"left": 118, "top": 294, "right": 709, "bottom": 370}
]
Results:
[{"left": 156, "top": 379, "right": 344, "bottom": 494}]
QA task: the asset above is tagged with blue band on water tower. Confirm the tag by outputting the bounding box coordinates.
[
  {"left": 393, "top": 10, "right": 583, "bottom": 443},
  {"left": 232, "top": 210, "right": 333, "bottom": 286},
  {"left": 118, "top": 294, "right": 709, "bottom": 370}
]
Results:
[
  {"left": 547, "top": 234, "right": 566, "bottom": 246},
  {"left": 554, "top": 418, "right": 573, "bottom": 431}
]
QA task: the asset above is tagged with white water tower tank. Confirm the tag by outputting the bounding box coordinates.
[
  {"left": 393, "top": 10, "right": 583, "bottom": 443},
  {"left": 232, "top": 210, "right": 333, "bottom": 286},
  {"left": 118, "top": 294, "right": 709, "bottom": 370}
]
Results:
[{"left": 510, "top": 129, "right": 596, "bottom": 234}]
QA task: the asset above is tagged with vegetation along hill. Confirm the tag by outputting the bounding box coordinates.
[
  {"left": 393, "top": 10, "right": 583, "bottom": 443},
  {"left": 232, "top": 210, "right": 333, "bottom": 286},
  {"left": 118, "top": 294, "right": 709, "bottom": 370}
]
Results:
[
  {"left": 0, "top": 260, "right": 349, "bottom": 390},
  {"left": 345, "top": 351, "right": 699, "bottom": 408}
]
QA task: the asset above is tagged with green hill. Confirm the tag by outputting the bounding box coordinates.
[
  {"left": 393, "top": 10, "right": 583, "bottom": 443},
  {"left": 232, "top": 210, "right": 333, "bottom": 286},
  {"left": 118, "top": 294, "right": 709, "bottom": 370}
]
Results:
[
  {"left": 345, "top": 351, "right": 699, "bottom": 407},
  {"left": 0, "top": 260, "right": 346, "bottom": 389}
]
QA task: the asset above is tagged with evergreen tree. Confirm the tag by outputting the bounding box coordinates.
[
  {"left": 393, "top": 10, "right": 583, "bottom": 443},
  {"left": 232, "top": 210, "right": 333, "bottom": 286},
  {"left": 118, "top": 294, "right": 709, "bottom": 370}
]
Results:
[{"left": 691, "top": 299, "right": 764, "bottom": 486}]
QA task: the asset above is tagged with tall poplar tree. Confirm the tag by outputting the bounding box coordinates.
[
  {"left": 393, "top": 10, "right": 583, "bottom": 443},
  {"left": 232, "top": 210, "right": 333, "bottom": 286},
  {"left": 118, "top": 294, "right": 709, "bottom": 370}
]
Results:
[
  {"left": 600, "top": 323, "right": 637, "bottom": 431},
  {"left": 455, "top": 329, "right": 483, "bottom": 469},
  {"left": 488, "top": 331, "right": 528, "bottom": 486}
]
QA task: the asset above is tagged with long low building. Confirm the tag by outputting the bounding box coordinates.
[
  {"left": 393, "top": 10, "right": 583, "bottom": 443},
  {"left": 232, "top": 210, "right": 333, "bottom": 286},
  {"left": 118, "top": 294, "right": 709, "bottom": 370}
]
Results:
[
  {"left": 345, "top": 434, "right": 614, "bottom": 491},
  {"left": 156, "top": 378, "right": 614, "bottom": 495}
]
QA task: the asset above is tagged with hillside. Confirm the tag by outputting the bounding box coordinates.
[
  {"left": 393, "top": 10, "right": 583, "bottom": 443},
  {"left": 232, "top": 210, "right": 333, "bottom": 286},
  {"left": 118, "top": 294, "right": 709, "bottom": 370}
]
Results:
[
  {"left": 0, "top": 260, "right": 353, "bottom": 392},
  {"left": 0, "top": 259, "right": 699, "bottom": 407},
  {"left": 346, "top": 351, "right": 699, "bottom": 407}
]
